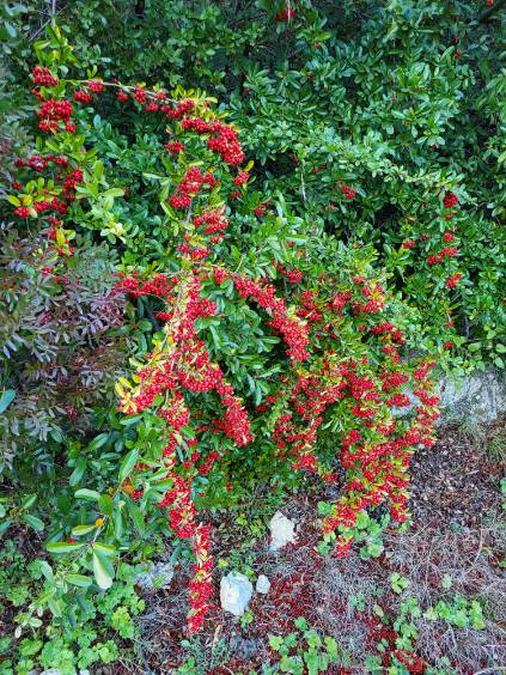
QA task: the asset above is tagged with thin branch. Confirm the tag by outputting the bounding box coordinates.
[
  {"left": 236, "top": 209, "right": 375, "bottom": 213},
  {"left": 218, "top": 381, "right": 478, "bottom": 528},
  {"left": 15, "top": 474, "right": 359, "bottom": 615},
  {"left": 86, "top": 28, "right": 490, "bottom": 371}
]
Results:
[{"left": 29, "top": 5, "right": 67, "bottom": 42}]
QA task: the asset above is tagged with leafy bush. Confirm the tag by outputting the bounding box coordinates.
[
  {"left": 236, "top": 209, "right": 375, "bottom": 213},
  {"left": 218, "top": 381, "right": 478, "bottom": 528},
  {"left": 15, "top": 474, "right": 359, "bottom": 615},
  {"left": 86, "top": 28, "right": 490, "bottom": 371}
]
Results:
[
  {"left": 1, "top": 21, "right": 439, "bottom": 642},
  {"left": 48, "top": 0, "right": 505, "bottom": 372}
]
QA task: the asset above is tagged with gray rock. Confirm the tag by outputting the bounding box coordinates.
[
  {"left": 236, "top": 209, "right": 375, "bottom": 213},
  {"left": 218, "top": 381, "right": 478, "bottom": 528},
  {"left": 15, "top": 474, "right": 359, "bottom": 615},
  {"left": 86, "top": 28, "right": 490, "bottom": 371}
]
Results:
[
  {"left": 391, "top": 368, "right": 506, "bottom": 425},
  {"left": 439, "top": 368, "right": 506, "bottom": 424},
  {"left": 256, "top": 574, "right": 271, "bottom": 594},
  {"left": 269, "top": 511, "right": 296, "bottom": 551},
  {"left": 220, "top": 571, "right": 253, "bottom": 616},
  {"left": 136, "top": 561, "right": 174, "bottom": 589}
]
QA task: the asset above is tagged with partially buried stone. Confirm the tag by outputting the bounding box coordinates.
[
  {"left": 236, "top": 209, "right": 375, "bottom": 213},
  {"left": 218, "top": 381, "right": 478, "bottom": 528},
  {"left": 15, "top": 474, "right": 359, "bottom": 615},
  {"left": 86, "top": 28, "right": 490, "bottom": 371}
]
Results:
[
  {"left": 269, "top": 511, "right": 296, "bottom": 551},
  {"left": 256, "top": 574, "right": 271, "bottom": 594},
  {"left": 220, "top": 571, "right": 253, "bottom": 616}
]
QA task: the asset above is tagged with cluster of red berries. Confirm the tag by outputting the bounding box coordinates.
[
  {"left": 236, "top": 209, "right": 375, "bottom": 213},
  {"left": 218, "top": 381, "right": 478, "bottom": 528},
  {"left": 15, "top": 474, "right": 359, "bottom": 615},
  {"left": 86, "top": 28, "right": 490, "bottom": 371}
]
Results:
[
  {"left": 164, "top": 140, "right": 185, "bottom": 154},
  {"left": 352, "top": 279, "right": 386, "bottom": 315},
  {"left": 32, "top": 66, "right": 58, "bottom": 87},
  {"left": 15, "top": 153, "right": 68, "bottom": 172},
  {"left": 10, "top": 149, "right": 83, "bottom": 259},
  {"left": 341, "top": 185, "right": 357, "bottom": 199},
  {"left": 277, "top": 263, "right": 303, "bottom": 284},
  {"left": 443, "top": 191, "right": 458, "bottom": 209},
  {"left": 36, "top": 98, "right": 74, "bottom": 133},
  {"left": 233, "top": 274, "right": 310, "bottom": 361},
  {"left": 187, "top": 524, "right": 214, "bottom": 633},
  {"left": 233, "top": 170, "right": 249, "bottom": 186},
  {"left": 267, "top": 281, "right": 440, "bottom": 548},
  {"left": 193, "top": 209, "right": 229, "bottom": 236},
  {"left": 426, "top": 246, "right": 458, "bottom": 265},
  {"left": 445, "top": 272, "right": 462, "bottom": 288},
  {"left": 73, "top": 89, "right": 93, "bottom": 104},
  {"left": 168, "top": 166, "right": 217, "bottom": 209},
  {"left": 181, "top": 116, "right": 245, "bottom": 165}
]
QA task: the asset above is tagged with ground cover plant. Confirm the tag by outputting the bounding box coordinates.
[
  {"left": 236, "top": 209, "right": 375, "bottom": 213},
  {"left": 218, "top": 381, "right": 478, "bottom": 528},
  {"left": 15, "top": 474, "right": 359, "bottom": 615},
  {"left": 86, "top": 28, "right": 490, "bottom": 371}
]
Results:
[{"left": 0, "top": 2, "right": 505, "bottom": 673}]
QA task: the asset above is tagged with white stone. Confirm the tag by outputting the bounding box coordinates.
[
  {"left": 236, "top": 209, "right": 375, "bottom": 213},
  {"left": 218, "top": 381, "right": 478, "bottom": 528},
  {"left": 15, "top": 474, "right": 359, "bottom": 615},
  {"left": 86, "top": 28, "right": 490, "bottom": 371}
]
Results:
[
  {"left": 256, "top": 574, "right": 271, "bottom": 594},
  {"left": 269, "top": 511, "right": 296, "bottom": 551},
  {"left": 220, "top": 571, "right": 253, "bottom": 616}
]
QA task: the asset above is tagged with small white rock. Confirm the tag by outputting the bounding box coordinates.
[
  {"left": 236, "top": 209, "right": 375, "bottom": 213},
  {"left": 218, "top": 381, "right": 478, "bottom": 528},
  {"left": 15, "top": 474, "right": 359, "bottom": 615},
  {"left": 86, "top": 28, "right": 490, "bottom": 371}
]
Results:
[
  {"left": 220, "top": 571, "right": 253, "bottom": 616},
  {"left": 256, "top": 574, "right": 271, "bottom": 594},
  {"left": 269, "top": 511, "right": 296, "bottom": 551}
]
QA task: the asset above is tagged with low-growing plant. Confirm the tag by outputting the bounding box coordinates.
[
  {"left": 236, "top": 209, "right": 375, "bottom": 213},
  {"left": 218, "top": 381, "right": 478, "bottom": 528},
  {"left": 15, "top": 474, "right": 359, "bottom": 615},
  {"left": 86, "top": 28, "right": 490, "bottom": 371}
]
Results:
[
  {"left": 267, "top": 617, "right": 340, "bottom": 675},
  {"left": 0, "top": 540, "right": 144, "bottom": 674}
]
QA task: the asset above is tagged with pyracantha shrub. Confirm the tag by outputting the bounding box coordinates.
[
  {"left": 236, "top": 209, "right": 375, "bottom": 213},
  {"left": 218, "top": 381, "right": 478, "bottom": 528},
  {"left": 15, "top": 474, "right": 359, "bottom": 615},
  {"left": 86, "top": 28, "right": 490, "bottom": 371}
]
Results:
[{"left": 4, "top": 27, "right": 440, "bottom": 635}]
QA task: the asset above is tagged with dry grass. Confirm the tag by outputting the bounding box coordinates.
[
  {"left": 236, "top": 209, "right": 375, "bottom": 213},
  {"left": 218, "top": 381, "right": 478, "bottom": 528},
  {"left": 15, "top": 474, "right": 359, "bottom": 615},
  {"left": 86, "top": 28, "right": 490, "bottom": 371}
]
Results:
[{"left": 386, "top": 522, "right": 506, "bottom": 672}]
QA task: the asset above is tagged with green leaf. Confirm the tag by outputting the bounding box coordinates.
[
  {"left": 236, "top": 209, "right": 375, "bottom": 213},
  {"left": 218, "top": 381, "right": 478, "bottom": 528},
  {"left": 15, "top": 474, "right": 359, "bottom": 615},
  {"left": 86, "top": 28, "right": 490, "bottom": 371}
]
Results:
[
  {"left": 103, "top": 188, "right": 125, "bottom": 198},
  {"left": 294, "top": 617, "right": 308, "bottom": 631},
  {"left": 118, "top": 448, "right": 139, "bottom": 483},
  {"left": 355, "top": 510, "right": 369, "bottom": 530},
  {"left": 0, "top": 389, "right": 16, "bottom": 414},
  {"left": 119, "top": 415, "right": 142, "bottom": 426},
  {"left": 4, "top": 22, "right": 17, "bottom": 38},
  {"left": 23, "top": 514, "right": 45, "bottom": 532},
  {"left": 75, "top": 488, "right": 101, "bottom": 501},
  {"left": 0, "top": 519, "right": 13, "bottom": 535},
  {"left": 66, "top": 574, "right": 93, "bottom": 588},
  {"left": 126, "top": 500, "right": 145, "bottom": 535},
  {"left": 69, "top": 457, "right": 87, "bottom": 486},
  {"left": 98, "top": 494, "right": 114, "bottom": 517},
  {"left": 92, "top": 550, "right": 114, "bottom": 589},
  {"left": 365, "top": 540, "right": 384, "bottom": 558},
  {"left": 35, "top": 560, "right": 54, "bottom": 581},
  {"left": 22, "top": 494, "right": 37, "bottom": 510},
  {"left": 317, "top": 501, "right": 334, "bottom": 516},
  {"left": 93, "top": 542, "right": 117, "bottom": 557},
  {"left": 47, "top": 541, "right": 85, "bottom": 554},
  {"left": 87, "top": 433, "right": 110, "bottom": 451},
  {"left": 71, "top": 524, "right": 96, "bottom": 537},
  {"left": 268, "top": 635, "right": 284, "bottom": 651}
]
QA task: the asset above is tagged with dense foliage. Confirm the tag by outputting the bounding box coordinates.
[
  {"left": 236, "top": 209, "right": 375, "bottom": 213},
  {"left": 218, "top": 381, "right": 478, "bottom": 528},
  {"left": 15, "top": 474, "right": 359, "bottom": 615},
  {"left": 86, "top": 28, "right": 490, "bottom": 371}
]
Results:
[
  {"left": 6, "top": 0, "right": 503, "bottom": 371},
  {"left": 0, "top": 1, "right": 504, "bottom": 673}
]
